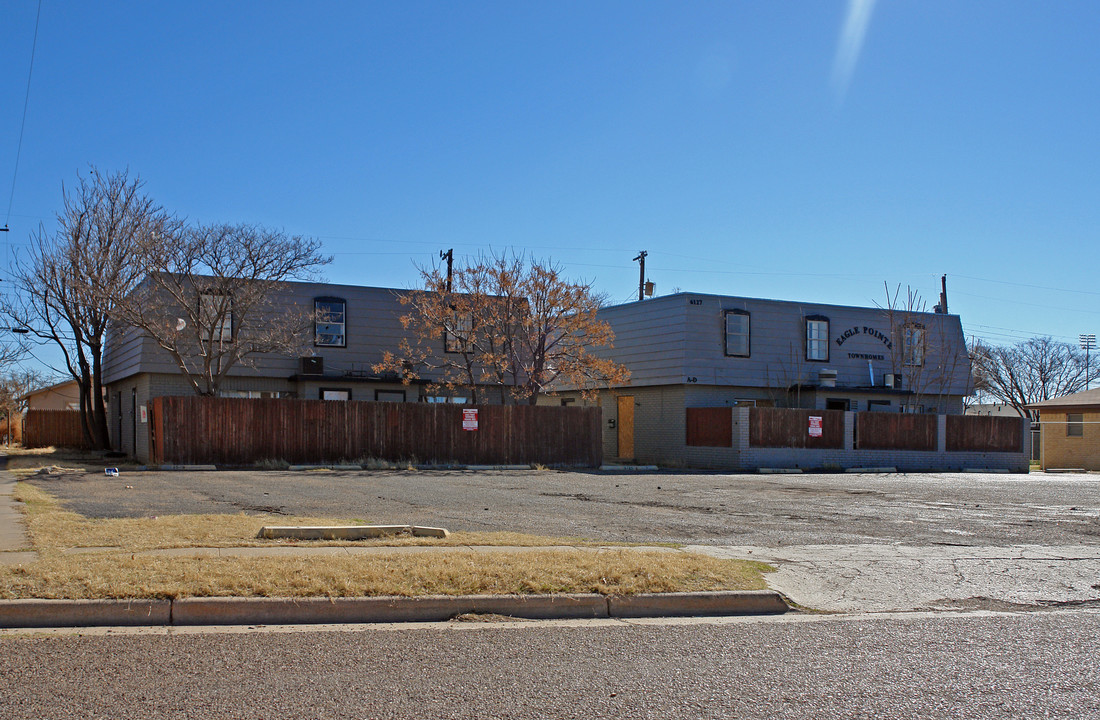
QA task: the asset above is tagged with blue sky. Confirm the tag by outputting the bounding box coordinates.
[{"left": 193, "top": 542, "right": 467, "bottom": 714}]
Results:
[{"left": 2, "top": 1, "right": 1098, "bottom": 371}]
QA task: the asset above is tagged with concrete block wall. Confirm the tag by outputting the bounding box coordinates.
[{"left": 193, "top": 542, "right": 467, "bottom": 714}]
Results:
[{"left": 729, "top": 408, "right": 1029, "bottom": 473}]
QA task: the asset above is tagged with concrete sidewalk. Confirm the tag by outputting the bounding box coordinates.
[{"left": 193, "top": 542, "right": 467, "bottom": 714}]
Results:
[{"left": 0, "top": 469, "right": 34, "bottom": 565}]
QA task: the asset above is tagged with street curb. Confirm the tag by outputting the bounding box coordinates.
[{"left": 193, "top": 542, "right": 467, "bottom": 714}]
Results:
[
  {"left": 608, "top": 590, "right": 788, "bottom": 618},
  {"left": 0, "top": 599, "right": 171, "bottom": 628},
  {"left": 0, "top": 591, "right": 788, "bottom": 628}
]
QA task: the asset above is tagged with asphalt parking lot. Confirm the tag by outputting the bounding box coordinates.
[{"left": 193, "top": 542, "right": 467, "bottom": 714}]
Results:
[{"left": 26, "top": 468, "right": 1100, "bottom": 547}]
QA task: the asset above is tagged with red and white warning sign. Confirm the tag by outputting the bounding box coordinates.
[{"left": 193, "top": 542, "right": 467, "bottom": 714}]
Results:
[
  {"left": 808, "top": 416, "right": 823, "bottom": 437},
  {"left": 462, "top": 408, "right": 479, "bottom": 431}
]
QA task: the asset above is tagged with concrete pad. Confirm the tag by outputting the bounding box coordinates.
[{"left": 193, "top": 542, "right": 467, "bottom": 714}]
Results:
[
  {"left": 259, "top": 525, "right": 450, "bottom": 540},
  {"left": 608, "top": 590, "right": 788, "bottom": 618},
  {"left": 0, "top": 599, "right": 171, "bottom": 628},
  {"left": 172, "top": 594, "right": 609, "bottom": 625}
]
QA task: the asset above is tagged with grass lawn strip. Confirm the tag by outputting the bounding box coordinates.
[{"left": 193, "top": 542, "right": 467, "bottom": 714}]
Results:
[{"left": 2, "top": 483, "right": 772, "bottom": 601}]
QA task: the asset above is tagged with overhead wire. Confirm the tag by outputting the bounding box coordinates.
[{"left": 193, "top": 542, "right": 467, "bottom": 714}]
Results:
[{"left": 4, "top": 0, "right": 42, "bottom": 232}]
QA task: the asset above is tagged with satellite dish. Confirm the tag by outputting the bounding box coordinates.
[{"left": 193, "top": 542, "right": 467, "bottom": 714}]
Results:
[{"left": 175, "top": 318, "right": 187, "bottom": 331}]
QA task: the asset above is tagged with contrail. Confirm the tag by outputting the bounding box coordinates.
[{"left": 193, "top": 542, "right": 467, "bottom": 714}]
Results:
[{"left": 832, "top": 0, "right": 877, "bottom": 102}]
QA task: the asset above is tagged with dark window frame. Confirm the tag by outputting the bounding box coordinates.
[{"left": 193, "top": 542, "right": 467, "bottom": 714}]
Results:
[
  {"left": 444, "top": 311, "right": 472, "bottom": 354},
  {"left": 314, "top": 296, "right": 347, "bottom": 348},
  {"left": 902, "top": 322, "right": 926, "bottom": 367},
  {"left": 723, "top": 309, "right": 751, "bottom": 357},
  {"left": 805, "top": 314, "right": 830, "bottom": 362},
  {"left": 198, "top": 290, "right": 233, "bottom": 344},
  {"left": 374, "top": 389, "right": 406, "bottom": 402}
]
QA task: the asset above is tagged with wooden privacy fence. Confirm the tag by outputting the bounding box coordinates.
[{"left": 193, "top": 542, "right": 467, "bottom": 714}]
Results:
[
  {"left": 855, "top": 413, "right": 937, "bottom": 451},
  {"left": 23, "top": 410, "right": 90, "bottom": 449},
  {"left": 685, "top": 407, "right": 733, "bottom": 447},
  {"left": 148, "top": 396, "right": 602, "bottom": 467},
  {"left": 749, "top": 408, "right": 844, "bottom": 449},
  {"left": 946, "top": 415, "right": 1023, "bottom": 453}
]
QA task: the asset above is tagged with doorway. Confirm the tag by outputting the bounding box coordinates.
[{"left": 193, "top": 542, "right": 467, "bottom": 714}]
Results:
[{"left": 617, "top": 395, "right": 634, "bottom": 460}]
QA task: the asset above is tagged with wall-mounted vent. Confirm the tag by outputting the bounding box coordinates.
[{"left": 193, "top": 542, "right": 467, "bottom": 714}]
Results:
[
  {"left": 883, "top": 373, "right": 903, "bottom": 389},
  {"left": 299, "top": 356, "right": 324, "bottom": 375},
  {"left": 818, "top": 368, "right": 837, "bottom": 388}
]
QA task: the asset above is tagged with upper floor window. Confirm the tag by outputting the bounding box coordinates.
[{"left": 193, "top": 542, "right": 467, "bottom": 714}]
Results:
[
  {"left": 445, "top": 312, "right": 472, "bottom": 353},
  {"left": 805, "top": 316, "right": 829, "bottom": 361},
  {"left": 903, "top": 323, "right": 925, "bottom": 367},
  {"left": 724, "top": 310, "right": 750, "bottom": 357},
  {"left": 199, "top": 292, "right": 232, "bottom": 344},
  {"left": 315, "top": 297, "right": 346, "bottom": 347}
]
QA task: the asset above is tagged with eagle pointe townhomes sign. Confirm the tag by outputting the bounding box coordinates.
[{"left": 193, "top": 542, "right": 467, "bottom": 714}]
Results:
[{"left": 834, "top": 325, "right": 893, "bottom": 361}]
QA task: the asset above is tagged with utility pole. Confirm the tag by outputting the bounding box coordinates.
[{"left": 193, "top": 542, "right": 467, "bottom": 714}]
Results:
[
  {"left": 633, "top": 251, "right": 647, "bottom": 301},
  {"left": 440, "top": 249, "right": 453, "bottom": 292},
  {"left": 1082, "top": 334, "right": 1096, "bottom": 389}
]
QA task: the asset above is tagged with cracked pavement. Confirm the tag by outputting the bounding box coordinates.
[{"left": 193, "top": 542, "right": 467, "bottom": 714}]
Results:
[{"left": 17, "top": 467, "right": 1100, "bottom": 613}]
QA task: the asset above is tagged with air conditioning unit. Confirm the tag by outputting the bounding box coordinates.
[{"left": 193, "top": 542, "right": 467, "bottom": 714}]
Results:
[
  {"left": 883, "top": 373, "right": 903, "bottom": 389},
  {"left": 299, "top": 356, "right": 324, "bottom": 375}
]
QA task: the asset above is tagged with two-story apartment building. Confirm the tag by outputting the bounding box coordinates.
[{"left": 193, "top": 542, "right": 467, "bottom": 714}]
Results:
[
  {"left": 102, "top": 280, "right": 464, "bottom": 459},
  {"left": 547, "top": 292, "right": 973, "bottom": 465}
]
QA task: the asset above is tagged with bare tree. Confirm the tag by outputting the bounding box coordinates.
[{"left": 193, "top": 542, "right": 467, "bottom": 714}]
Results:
[
  {"left": 377, "top": 252, "right": 629, "bottom": 404},
  {"left": 970, "top": 336, "right": 1093, "bottom": 419},
  {"left": 878, "top": 283, "right": 969, "bottom": 413},
  {"left": 0, "top": 368, "right": 47, "bottom": 445},
  {"left": 8, "top": 168, "right": 172, "bottom": 449},
  {"left": 109, "top": 224, "right": 330, "bottom": 396}
]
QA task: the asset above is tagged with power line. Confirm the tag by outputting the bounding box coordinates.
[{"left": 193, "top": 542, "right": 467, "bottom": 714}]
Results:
[{"left": 4, "top": 0, "right": 42, "bottom": 233}]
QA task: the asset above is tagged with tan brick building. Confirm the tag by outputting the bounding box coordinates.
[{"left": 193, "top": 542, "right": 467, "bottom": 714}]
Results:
[{"left": 1029, "top": 388, "right": 1100, "bottom": 471}]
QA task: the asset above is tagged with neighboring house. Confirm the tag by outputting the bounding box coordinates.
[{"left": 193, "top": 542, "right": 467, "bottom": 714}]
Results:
[
  {"left": 1028, "top": 388, "right": 1100, "bottom": 471},
  {"left": 965, "top": 403, "right": 1025, "bottom": 417},
  {"left": 23, "top": 379, "right": 82, "bottom": 410},
  {"left": 544, "top": 292, "right": 973, "bottom": 465},
  {"left": 102, "top": 280, "right": 468, "bottom": 460}
]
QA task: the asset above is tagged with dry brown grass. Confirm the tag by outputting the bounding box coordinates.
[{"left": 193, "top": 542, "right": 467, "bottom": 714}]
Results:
[
  {"left": 1, "top": 482, "right": 773, "bottom": 600},
  {"left": 0, "top": 549, "right": 770, "bottom": 600},
  {"left": 2, "top": 446, "right": 137, "bottom": 474}
]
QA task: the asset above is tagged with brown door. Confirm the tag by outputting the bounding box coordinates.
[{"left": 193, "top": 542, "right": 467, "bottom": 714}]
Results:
[{"left": 617, "top": 395, "right": 634, "bottom": 460}]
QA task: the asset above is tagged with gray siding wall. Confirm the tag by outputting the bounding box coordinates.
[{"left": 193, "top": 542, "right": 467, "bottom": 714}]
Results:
[
  {"left": 597, "top": 293, "right": 972, "bottom": 406},
  {"left": 102, "top": 280, "right": 455, "bottom": 387}
]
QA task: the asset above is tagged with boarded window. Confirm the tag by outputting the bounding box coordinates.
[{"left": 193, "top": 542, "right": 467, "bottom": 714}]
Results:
[
  {"left": 686, "top": 407, "right": 733, "bottom": 447},
  {"left": 1067, "top": 413, "right": 1084, "bottom": 437}
]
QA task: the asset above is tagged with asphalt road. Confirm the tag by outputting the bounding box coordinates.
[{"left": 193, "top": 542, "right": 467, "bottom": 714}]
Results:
[
  {"left": 2, "top": 610, "right": 1097, "bottom": 719},
  {"left": 27, "top": 467, "right": 1100, "bottom": 547}
]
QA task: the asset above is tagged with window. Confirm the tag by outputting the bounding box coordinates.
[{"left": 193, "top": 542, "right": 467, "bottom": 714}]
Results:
[
  {"left": 220, "top": 390, "right": 285, "bottom": 399},
  {"left": 1067, "top": 413, "right": 1084, "bottom": 437},
  {"left": 199, "top": 292, "right": 232, "bottom": 343},
  {"left": 320, "top": 388, "right": 351, "bottom": 401},
  {"left": 444, "top": 312, "right": 472, "bottom": 353},
  {"left": 315, "top": 297, "right": 346, "bottom": 347},
  {"left": 375, "top": 390, "right": 406, "bottom": 402},
  {"left": 424, "top": 395, "right": 469, "bottom": 404},
  {"left": 903, "top": 323, "right": 925, "bottom": 367},
  {"left": 724, "top": 310, "right": 750, "bottom": 357},
  {"left": 805, "top": 316, "right": 829, "bottom": 361}
]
